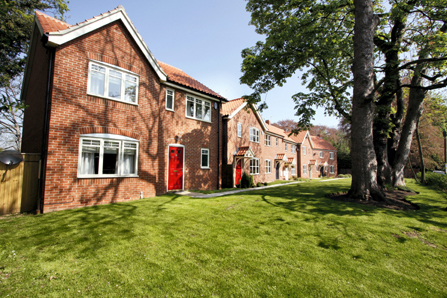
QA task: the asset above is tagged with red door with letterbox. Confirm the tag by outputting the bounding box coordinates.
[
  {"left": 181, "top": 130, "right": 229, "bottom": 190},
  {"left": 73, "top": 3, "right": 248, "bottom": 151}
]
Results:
[{"left": 168, "top": 146, "right": 183, "bottom": 190}]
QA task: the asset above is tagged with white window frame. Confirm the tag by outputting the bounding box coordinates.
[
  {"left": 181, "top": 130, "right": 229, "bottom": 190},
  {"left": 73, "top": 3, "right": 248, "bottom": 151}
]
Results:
[
  {"left": 330, "top": 165, "right": 335, "bottom": 174},
  {"left": 320, "top": 151, "right": 323, "bottom": 158},
  {"left": 201, "top": 148, "right": 210, "bottom": 169},
  {"left": 185, "top": 95, "right": 212, "bottom": 122},
  {"left": 250, "top": 158, "right": 260, "bottom": 175},
  {"left": 276, "top": 138, "right": 279, "bottom": 146},
  {"left": 330, "top": 152, "right": 334, "bottom": 159},
  {"left": 265, "top": 135, "right": 271, "bottom": 146},
  {"left": 285, "top": 143, "right": 288, "bottom": 151},
  {"left": 291, "top": 166, "right": 296, "bottom": 176},
  {"left": 265, "top": 159, "right": 271, "bottom": 174},
  {"left": 303, "top": 165, "right": 307, "bottom": 175},
  {"left": 237, "top": 123, "right": 242, "bottom": 138},
  {"left": 77, "top": 133, "right": 139, "bottom": 178},
  {"left": 302, "top": 146, "right": 307, "bottom": 156},
  {"left": 165, "top": 88, "right": 175, "bottom": 111},
  {"left": 87, "top": 60, "right": 139, "bottom": 105},
  {"left": 250, "top": 127, "right": 260, "bottom": 143},
  {"left": 291, "top": 144, "right": 295, "bottom": 152}
]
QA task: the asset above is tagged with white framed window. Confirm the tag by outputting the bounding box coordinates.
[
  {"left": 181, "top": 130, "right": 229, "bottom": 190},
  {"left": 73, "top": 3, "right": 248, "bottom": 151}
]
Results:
[
  {"left": 78, "top": 134, "right": 139, "bottom": 178},
  {"left": 250, "top": 127, "right": 259, "bottom": 143},
  {"left": 237, "top": 123, "right": 242, "bottom": 138},
  {"left": 87, "top": 61, "right": 139, "bottom": 104},
  {"left": 166, "top": 89, "right": 175, "bottom": 111},
  {"left": 285, "top": 143, "right": 288, "bottom": 151},
  {"left": 250, "top": 158, "right": 259, "bottom": 175},
  {"left": 291, "top": 166, "right": 296, "bottom": 176},
  {"left": 330, "top": 152, "right": 334, "bottom": 159},
  {"left": 302, "top": 146, "right": 307, "bottom": 156},
  {"left": 186, "top": 95, "right": 212, "bottom": 122},
  {"left": 320, "top": 151, "right": 323, "bottom": 158},
  {"left": 303, "top": 165, "right": 307, "bottom": 175},
  {"left": 291, "top": 144, "right": 295, "bottom": 152},
  {"left": 265, "top": 135, "right": 271, "bottom": 146},
  {"left": 330, "top": 165, "right": 335, "bottom": 173},
  {"left": 201, "top": 148, "right": 210, "bottom": 169},
  {"left": 265, "top": 159, "right": 271, "bottom": 173},
  {"left": 276, "top": 138, "right": 279, "bottom": 146}
]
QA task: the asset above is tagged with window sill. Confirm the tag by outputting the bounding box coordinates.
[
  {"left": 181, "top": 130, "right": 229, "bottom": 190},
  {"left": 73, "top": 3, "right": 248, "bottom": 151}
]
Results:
[
  {"left": 185, "top": 116, "right": 212, "bottom": 123},
  {"left": 78, "top": 174, "right": 139, "bottom": 179},
  {"left": 165, "top": 108, "right": 175, "bottom": 112},
  {"left": 87, "top": 93, "right": 139, "bottom": 106},
  {"left": 201, "top": 167, "right": 211, "bottom": 170}
]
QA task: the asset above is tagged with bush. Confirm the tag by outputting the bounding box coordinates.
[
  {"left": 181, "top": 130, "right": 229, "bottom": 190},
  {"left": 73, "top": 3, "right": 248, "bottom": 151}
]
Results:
[
  {"left": 425, "top": 172, "right": 447, "bottom": 191},
  {"left": 249, "top": 175, "right": 255, "bottom": 188},
  {"left": 291, "top": 175, "right": 298, "bottom": 181},
  {"left": 256, "top": 182, "right": 263, "bottom": 187},
  {"left": 263, "top": 182, "right": 268, "bottom": 186},
  {"left": 337, "top": 174, "right": 352, "bottom": 178},
  {"left": 240, "top": 172, "right": 250, "bottom": 188}
]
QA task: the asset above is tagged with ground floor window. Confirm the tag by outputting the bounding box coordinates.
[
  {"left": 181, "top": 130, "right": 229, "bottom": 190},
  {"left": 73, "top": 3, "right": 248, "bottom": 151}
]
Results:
[
  {"left": 250, "top": 158, "right": 259, "bottom": 175},
  {"left": 201, "top": 148, "right": 210, "bottom": 169},
  {"left": 265, "top": 159, "right": 271, "bottom": 174},
  {"left": 303, "top": 165, "right": 307, "bottom": 175},
  {"left": 330, "top": 165, "right": 335, "bottom": 174},
  {"left": 291, "top": 166, "right": 296, "bottom": 176},
  {"left": 78, "top": 134, "right": 138, "bottom": 178}
]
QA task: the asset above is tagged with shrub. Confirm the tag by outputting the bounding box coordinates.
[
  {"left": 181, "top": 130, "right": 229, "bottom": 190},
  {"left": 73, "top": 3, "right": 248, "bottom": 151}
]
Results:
[
  {"left": 249, "top": 175, "right": 255, "bottom": 188},
  {"left": 425, "top": 172, "right": 447, "bottom": 191},
  {"left": 291, "top": 175, "right": 298, "bottom": 181},
  {"left": 256, "top": 182, "right": 263, "bottom": 187},
  {"left": 263, "top": 182, "right": 268, "bottom": 186},
  {"left": 240, "top": 172, "right": 250, "bottom": 188},
  {"left": 296, "top": 178, "right": 310, "bottom": 182},
  {"left": 337, "top": 174, "right": 352, "bottom": 178}
]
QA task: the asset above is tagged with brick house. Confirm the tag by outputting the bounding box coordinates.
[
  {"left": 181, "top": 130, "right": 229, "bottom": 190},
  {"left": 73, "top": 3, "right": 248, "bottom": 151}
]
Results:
[
  {"left": 21, "top": 6, "right": 226, "bottom": 213},
  {"left": 221, "top": 98, "right": 338, "bottom": 186}
]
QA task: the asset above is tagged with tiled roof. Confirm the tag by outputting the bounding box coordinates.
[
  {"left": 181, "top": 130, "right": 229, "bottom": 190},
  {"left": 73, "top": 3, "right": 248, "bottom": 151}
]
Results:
[
  {"left": 35, "top": 11, "right": 71, "bottom": 33},
  {"left": 311, "top": 136, "right": 336, "bottom": 150},
  {"left": 288, "top": 157, "right": 295, "bottom": 163},
  {"left": 221, "top": 98, "right": 246, "bottom": 116},
  {"left": 266, "top": 123, "right": 286, "bottom": 136},
  {"left": 158, "top": 61, "right": 225, "bottom": 100},
  {"left": 275, "top": 153, "right": 286, "bottom": 160},
  {"left": 289, "top": 131, "right": 308, "bottom": 144},
  {"left": 235, "top": 146, "right": 250, "bottom": 156}
]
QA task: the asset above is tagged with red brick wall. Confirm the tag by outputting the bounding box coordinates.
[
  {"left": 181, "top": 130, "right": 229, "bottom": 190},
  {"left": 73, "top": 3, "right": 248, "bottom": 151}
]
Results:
[
  {"left": 297, "top": 136, "right": 314, "bottom": 178},
  {"left": 224, "top": 108, "right": 298, "bottom": 186},
  {"left": 36, "top": 21, "right": 221, "bottom": 212}
]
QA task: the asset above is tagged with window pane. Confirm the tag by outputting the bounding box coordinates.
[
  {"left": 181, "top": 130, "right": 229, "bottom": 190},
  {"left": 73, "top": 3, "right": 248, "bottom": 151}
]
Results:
[
  {"left": 125, "top": 81, "right": 136, "bottom": 103},
  {"left": 108, "top": 75, "right": 122, "bottom": 99},
  {"left": 123, "top": 148, "right": 136, "bottom": 174},
  {"left": 195, "top": 99, "right": 203, "bottom": 119},
  {"left": 90, "top": 70, "right": 105, "bottom": 96},
  {"left": 202, "top": 150, "right": 209, "bottom": 167},
  {"left": 166, "top": 90, "right": 173, "bottom": 109},
  {"left": 187, "top": 99, "right": 194, "bottom": 117},
  {"left": 203, "top": 104, "right": 211, "bottom": 121},
  {"left": 103, "top": 141, "right": 120, "bottom": 174},
  {"left": 81, "top": 146, "right": 99, "bottom": 174}
]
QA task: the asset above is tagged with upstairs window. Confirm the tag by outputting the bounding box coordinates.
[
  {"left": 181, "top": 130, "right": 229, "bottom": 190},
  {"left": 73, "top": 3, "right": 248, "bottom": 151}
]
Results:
[
  {"left": 166, "top": 89, "right": 174, "bottom": 111},
  {"left": 265, "top": 135, "right": 271, "bottom": 146},
  {"left": 302, "top": 146, "right": 306, "bottom": 155},
  {"left": 285, "top": 143, "right": 288, "bottom": 151},
  {"left": 78, "top": 134, "right": 139, "bottom": 178},
  {"left": 276, "top": 138, "right": 279, "bottom": 146},
  {"left": 88, "top": 61, "right": 139, "bottom": 104},
  {"left": 186, "top": 95, "right": 211, "bottom": 122},
  {"left": 291, "top": 144, "right": 295, "bottom": 152},
  {"left": 237, "top": 123, "right": 242, "bottom": 138},
  {"left": 330, "top": 152, "right": 334, "bottom": 159},
  {"left": 320, "top": 151, "right": 323, "bottom": 158},
  {"left": 250, "top": 127, "right": 259, "bottom": 143}
]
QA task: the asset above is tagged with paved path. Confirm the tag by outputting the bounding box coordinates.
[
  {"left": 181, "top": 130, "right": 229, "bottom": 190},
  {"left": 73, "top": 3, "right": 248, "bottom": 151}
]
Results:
[{"left": 174, "top": 178, "right": 346, "bottom": 198}]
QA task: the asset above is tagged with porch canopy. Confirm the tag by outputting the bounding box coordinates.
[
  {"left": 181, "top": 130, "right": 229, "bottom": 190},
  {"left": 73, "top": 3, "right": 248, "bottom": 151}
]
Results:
[
  {"left": 275, "top": 153, "right": 287, "bottom": 166},
  {"left": 234, "top": 146, "right": 255, "bottom": 159}
]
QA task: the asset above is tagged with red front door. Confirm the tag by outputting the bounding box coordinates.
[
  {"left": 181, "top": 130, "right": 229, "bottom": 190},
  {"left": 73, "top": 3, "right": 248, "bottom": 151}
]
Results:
[
  {"left": 235, "top": 159, "right": 242, "bottom": 186},
  {"left": 168, "top": 146, "right": 183, "bottom": 190}
]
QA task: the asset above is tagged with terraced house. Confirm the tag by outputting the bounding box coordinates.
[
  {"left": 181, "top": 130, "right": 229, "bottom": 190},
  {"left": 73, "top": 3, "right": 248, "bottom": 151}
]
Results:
[{"left": 21, "top": 6, "right": 226, "bottom": 213}]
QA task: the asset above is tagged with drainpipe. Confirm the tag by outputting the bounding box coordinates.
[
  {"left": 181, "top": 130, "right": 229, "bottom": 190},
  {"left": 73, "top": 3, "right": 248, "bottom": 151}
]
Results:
[
  {"left": 37, "top": 34, "right": 55, "bottom": 214},
  {"left": 217, "top": 101, "right": 221, "bottom": 190}
]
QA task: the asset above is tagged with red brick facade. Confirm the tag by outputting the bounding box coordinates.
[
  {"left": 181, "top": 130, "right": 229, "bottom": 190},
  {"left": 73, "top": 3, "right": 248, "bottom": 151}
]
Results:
[{"left": 22, "top": 9, "right": 224, "bottom": 213}]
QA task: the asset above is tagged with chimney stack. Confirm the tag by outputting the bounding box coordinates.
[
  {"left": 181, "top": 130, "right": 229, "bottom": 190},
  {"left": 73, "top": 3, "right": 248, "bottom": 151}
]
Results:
[{"left": 266, "top": 120, "right": 270, "bottom": 125}]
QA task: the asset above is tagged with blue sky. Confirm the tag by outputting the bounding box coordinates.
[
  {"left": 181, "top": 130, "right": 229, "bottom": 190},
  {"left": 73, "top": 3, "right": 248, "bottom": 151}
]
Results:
[{"left": 64, "top": 0, "right": 339, "bottom": 127}]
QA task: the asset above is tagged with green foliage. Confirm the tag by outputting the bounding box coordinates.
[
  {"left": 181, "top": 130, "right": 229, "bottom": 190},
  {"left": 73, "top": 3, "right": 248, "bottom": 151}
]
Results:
[
  {"left": 240, "top": 172, "right": 252, "bottom": 188},
  {"left": 337, "top": 151, "right": 351, "bottom": 169},
  {"left": 417, "top": 172, "right": 447, "bottom": 191},
  {"left": 0, "top": 0, "right": 69, "bottom": 88},
  {"left": 256, "top": 182, "right": 263, "bottom": 187},
  {"left": 337, "top": 174, "right": 352, "bottom": 178}
]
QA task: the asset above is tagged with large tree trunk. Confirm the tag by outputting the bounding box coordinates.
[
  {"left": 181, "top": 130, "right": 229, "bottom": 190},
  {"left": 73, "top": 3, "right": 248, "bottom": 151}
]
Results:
[
  {"left": 349, "top": 0, "right": 384, "bottom": 200},
  {"left": 416, "top": 119, "right": 426, "bottom": 183}
]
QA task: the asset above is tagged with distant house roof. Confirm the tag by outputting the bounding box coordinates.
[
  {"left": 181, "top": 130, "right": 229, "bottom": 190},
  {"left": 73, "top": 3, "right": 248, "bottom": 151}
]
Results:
[
  {"left": 33, "top": 7, "right": 225, "bottom": 101},
  {"left": 311, "top": 136, "right": 337, "bottom": 151},
  {"left": 221, "top": 98, "right": 267, "bottom": 130}
]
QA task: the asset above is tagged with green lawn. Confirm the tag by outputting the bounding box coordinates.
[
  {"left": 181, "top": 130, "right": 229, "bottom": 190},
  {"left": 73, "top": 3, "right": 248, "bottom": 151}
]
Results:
[{"left": 1, "top": 179, "right": 447, "bottom": 297}]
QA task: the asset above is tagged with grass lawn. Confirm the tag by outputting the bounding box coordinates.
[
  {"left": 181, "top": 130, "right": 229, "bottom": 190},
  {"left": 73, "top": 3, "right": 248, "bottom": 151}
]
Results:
[{"left": 1, "top": 179, "right": 447, "bottom": 297}]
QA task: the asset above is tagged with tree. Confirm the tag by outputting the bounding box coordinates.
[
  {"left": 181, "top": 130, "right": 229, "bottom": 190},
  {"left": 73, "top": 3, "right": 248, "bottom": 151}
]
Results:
[
  {"left": 0, "top": 0, "right": 69, "bottom": 90},
  {"left": 240, "top": 0, "right": 447, "bottom": 198},
  {"left": 0, "top": 79, "right": 25, "bottom": 150}
]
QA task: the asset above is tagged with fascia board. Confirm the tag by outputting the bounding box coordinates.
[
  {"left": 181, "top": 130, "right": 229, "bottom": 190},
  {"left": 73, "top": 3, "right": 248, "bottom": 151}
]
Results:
[
  {"left": 306, "top": 131, "right": 315, "bottom": 148},
  {"left": 45, "top": 10, "right": 167, "bottom": 82},
  {"left": 227, "top": 102, "right": 248, "bottom": 119}
]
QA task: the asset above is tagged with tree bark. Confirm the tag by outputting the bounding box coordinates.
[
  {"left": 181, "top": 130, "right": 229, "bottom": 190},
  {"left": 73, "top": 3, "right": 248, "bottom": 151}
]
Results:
[
  {"left": 349, "top": 0, "right": 384, "bottom": 200},
  {"left": 416, "top": 119, "right": 426, "bottom": 183}
]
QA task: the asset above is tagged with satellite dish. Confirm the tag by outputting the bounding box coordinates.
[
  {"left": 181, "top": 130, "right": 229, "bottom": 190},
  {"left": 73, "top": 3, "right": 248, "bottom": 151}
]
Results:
[{"left": 0, "top": 150, "right": 23, "bottom": 166}]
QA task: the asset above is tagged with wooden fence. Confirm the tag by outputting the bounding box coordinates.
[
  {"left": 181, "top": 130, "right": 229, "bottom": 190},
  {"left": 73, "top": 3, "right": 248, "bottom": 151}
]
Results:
[{"left": 0, "top": 153, "right": 40, "bottom": 215}]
